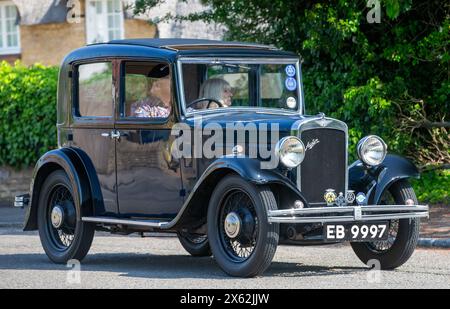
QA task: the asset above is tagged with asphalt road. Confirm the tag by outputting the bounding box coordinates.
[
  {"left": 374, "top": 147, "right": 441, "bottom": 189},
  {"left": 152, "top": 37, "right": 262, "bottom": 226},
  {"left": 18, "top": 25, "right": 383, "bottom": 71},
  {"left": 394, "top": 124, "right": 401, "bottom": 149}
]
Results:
[{"left": 0, "top": 207, "right": 449, "bottom": 289}]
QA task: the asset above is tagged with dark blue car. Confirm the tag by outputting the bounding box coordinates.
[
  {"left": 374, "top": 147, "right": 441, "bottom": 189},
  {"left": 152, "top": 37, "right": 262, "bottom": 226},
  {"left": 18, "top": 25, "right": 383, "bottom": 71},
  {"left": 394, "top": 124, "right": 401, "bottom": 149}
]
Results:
[{"left": 15, "top": 39, "right": 428, "bottom": 277}]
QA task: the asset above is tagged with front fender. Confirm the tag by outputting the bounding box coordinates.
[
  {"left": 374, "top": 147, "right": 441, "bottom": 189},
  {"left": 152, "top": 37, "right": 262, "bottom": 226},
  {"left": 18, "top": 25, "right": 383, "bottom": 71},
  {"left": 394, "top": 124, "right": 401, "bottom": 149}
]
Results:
[
  {"left": 349, "top": 154, "right": 419, "bottom": 205},
  {"left": 201, "top": 155, "right": 303, "bottom": 197},
  {"left": 169, "top": 156, "right": 307, "bottom": 229},
  {"left": 23, "top": 148, "right": 102, "bottom": 231}
]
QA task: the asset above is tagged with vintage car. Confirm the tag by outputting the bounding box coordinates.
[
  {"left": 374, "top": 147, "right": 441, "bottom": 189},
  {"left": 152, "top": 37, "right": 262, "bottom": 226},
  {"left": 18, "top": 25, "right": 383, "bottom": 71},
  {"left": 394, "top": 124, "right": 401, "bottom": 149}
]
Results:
[{"left": 15, "top": 39, "right": 429, "bottom": 277}]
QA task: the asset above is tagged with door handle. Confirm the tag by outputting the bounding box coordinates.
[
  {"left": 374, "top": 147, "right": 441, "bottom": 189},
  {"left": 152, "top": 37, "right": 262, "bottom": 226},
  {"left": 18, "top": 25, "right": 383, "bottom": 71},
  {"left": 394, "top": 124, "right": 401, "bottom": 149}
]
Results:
[
  {"left": 101, "top": 130, "right": 128, "bottom": 140},
  {"left": 110, "top": 131, "right": 121, "bottom": 139}
]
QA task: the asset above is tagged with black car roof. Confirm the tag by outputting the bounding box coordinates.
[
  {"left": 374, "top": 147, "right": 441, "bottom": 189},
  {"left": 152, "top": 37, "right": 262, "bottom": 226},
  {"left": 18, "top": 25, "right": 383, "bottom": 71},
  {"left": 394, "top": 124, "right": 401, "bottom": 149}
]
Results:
[
  {"left": 107, "top": 38, "right": 278, "bottom": 51},
  {"left": 62, "top": 39, "right": 298, "bottom": 65}
]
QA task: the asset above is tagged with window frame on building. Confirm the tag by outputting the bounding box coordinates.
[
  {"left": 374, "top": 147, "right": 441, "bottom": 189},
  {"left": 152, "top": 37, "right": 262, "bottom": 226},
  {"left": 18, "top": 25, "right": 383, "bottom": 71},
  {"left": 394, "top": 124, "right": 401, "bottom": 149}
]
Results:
[
  {"left": 0, "top": 1, "right": 20, "bottom": 55},
  {"left": 85, "top": 0, "right": 125, "bottom": 45}
]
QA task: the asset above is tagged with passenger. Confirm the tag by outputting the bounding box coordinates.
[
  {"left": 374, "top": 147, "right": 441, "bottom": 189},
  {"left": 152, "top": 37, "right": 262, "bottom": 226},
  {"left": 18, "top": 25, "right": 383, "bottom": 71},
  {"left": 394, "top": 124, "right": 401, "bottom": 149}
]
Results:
[
  {"left": 131, "top": 75, "right": 171, "bottom": 118},
  {"left": 197, "top": 78, "right": 233, "bottom": 109}
]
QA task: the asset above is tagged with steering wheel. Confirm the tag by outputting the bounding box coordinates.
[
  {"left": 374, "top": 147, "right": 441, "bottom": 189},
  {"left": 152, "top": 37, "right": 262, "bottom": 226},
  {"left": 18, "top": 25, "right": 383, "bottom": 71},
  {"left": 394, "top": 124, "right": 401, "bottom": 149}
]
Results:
[{"left": 186, "top": 98, "right": 226, "bottom": 109}]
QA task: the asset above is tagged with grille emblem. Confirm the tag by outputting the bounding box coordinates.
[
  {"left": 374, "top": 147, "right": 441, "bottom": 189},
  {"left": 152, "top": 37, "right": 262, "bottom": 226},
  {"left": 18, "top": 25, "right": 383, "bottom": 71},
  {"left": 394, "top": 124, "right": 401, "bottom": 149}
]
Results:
[
  {"left": 324, "top": 189, "right": 337, "bottom": 206},
  {"left": 336, "top": 192, "right": 346, "bottom": 207},
  {"left": 305, "top": 138, "right": 320, "bottom": 151},
  {"left": 346, "top": 190, "right": 356, "bottom": 204},
  {"left": 316, "top": 118, "right": 332, "bottom": 127}
]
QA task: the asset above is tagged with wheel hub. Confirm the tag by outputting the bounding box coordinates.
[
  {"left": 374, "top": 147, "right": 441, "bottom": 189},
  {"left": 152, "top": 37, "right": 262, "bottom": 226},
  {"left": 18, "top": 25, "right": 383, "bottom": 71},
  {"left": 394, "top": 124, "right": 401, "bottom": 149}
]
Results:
[
  {"left": 224, "top": 212, "right": 241, "bottom": 239},
  {"left": 51, "top": 205, "right": 64, "bottom": 229}
]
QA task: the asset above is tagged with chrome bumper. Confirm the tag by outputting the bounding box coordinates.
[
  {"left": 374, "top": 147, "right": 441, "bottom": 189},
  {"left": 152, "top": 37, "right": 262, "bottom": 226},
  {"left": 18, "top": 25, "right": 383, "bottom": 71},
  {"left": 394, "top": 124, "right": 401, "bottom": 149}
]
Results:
[
  {"left": 14, "top": 194, "right": 30, "bottom": 208},
  {"left": 268, "top": 205, "right": 429, "bottom": 224}
]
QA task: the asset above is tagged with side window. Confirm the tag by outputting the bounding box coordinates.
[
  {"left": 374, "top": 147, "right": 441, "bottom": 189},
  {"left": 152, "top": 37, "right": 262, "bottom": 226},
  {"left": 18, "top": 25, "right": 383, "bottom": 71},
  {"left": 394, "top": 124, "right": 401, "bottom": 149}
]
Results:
[
  {"left": 122, "top": 61, "right": 172, "bottom": 119},
  {"left": 76, "top": 62, "right": 113, "bottom": 117}
]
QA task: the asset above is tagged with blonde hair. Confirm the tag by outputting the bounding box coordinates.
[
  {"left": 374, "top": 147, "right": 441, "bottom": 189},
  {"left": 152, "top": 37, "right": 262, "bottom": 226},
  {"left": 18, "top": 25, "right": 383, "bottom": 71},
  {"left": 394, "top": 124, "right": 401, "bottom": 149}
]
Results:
[{"left": 199, "top": 78, "right": 231, "bottom": 106}]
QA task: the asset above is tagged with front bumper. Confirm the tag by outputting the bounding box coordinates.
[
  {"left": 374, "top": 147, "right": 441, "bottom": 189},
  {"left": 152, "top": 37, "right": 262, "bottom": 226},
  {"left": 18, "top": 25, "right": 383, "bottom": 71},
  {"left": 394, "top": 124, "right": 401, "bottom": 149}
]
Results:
[{"left": 268, "top": 205, "right": 429, "bottom": 224}]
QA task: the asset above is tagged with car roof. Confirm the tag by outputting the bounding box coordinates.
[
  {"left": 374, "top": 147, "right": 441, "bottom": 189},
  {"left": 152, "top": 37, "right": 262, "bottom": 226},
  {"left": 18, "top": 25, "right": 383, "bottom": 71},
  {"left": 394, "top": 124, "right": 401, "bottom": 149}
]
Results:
[
  {"left": 106, "top": 38, "right": 278, "bottom": 51},
  {"left": 62, "top": 38, "right": 299, "bottom": 65}
]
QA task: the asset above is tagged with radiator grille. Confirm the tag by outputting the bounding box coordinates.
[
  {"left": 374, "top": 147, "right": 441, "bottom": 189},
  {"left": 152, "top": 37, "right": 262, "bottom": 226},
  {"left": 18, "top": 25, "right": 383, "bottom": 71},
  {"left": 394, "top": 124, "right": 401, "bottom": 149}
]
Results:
[{"left": 298, "top": 128, "right": 346, "bottom": 205}]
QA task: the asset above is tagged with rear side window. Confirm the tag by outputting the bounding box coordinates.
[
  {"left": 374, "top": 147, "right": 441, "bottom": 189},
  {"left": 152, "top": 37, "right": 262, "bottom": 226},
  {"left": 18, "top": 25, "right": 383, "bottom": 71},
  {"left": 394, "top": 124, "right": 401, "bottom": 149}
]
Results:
[{"left": 76, "top": 62, "right": 113, "bottom": 117}]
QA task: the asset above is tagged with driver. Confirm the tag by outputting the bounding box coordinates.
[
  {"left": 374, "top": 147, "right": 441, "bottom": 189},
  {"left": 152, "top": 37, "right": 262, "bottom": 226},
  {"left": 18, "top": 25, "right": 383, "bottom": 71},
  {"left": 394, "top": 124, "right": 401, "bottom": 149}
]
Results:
[{"left": 192, "top": 78, "right": 233, "bottom": 110}]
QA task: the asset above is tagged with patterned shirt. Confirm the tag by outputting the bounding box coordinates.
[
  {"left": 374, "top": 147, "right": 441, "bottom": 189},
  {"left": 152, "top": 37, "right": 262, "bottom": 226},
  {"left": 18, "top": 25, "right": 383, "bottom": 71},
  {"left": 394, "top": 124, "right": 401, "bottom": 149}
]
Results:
[{"left": 130, "top": 97, "right": 171, "bottom": 118}]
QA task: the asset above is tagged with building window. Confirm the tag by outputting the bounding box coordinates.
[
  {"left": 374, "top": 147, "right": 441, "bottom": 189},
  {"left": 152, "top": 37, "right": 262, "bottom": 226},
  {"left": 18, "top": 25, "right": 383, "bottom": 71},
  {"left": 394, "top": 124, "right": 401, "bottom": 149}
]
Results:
[
  {"left": 0, "top": 2, "right": 20, "bottom": 55},
  {"left": 86, "top": 0, "right": 124, "bottom": 44}
]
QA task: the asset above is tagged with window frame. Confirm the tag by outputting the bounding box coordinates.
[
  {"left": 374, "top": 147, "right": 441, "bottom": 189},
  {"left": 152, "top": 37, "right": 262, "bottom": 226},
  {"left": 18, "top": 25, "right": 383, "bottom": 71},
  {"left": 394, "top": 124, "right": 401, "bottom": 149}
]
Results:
[
  {"left": 85, "top": 0, "right": 124, "bottom": 45},
  {"left": 177, "top": 57, "right": 304, "bottom": 118},
  {"left": 72, "top": 59, "right": 116, "bottom": 123},
  {"left": 0, "top": 1, "right": 20, "bottom": 55},
  {"left": 118, "top": 59, "right": 173, "bottom": 124}
]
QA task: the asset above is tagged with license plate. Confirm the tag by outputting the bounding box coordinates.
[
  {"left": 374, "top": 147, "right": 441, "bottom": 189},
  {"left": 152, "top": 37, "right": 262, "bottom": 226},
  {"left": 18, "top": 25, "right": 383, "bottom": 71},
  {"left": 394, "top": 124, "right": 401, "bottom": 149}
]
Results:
[{"left": 323, "top": 222, "right": 389, "bottom": 241}]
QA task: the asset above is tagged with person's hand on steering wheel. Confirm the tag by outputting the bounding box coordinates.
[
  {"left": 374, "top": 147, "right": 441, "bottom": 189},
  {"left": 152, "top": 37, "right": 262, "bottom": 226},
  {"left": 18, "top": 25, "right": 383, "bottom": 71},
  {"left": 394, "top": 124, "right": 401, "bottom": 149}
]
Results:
[{"left": 186, "top": 98, "right": 226, "bottom": 110}]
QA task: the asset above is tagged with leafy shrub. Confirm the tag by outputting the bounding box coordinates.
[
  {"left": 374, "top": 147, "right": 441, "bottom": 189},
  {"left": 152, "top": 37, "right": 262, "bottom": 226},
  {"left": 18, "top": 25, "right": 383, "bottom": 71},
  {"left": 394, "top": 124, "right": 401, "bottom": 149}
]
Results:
[
  {"left": 412, "top": 170, "right": 450, "bottom": 204},
  {"left": 0, "top": 61, "right": 59, "bottom": 168}
]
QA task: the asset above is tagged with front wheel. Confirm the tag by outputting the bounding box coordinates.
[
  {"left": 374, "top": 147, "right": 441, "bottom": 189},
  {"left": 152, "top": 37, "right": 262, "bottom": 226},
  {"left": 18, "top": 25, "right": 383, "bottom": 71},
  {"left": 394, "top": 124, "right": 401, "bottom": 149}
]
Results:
[
  {"left": 351, "top": 180, "right": 420, "bottom": 269},
  {"left": 37, "top": 170, "right": 95, "bottom": 264},
  {"left": 207, "top": 175, "right": 279, "bottom": 277}
]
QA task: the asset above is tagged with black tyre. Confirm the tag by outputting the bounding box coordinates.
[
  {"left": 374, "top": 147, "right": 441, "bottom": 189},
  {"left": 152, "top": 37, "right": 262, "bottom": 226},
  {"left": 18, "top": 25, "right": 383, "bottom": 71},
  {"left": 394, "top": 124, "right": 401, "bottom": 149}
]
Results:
[
  {"left": 177, "top": 232, "right": 212, "bottom": 257},
  {"left": 351, "top": 180, "right": 420, "bottom": 269},
  {"left": 37, "top": 170, "right": 95, "bottom": 264},
  {"left": 207, "top": 175, "right": 279, "bottom": 277}
]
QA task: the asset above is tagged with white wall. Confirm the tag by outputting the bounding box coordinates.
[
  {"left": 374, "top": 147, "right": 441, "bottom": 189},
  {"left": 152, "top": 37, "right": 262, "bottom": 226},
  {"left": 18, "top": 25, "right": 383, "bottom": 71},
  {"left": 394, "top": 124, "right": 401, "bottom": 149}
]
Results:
[{"left": 125, "top": 0, "right": 224, "bottom": 39}]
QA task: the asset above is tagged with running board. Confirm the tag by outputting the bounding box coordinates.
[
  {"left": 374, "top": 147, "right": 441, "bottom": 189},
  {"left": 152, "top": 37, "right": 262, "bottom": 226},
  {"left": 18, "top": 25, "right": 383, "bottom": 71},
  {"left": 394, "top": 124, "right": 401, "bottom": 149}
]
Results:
[{"left": 82, "top": 217, "right": 170, "bottom": 228}]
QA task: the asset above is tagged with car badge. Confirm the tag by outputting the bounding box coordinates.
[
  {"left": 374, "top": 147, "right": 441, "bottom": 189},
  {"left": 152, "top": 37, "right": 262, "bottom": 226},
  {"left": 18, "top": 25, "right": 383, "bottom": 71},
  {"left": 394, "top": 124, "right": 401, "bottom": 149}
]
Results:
[
  {"left": 335, "top": 192, "right": 346, "bottom": 207},
  {"left": 324, "top": 189, "right": 337, "bottom": 206},
  {"left": 346, "top": 190, "right": 356, "bottom": 204},
  {"left": 315, "top": 114, "right": 332, "bottom": 127},
  {"left": 305, "top": 138, "right": 320, "bottom": 151},
  {"left": 356, "top": 192, "right": 367, "bottom": 205}
]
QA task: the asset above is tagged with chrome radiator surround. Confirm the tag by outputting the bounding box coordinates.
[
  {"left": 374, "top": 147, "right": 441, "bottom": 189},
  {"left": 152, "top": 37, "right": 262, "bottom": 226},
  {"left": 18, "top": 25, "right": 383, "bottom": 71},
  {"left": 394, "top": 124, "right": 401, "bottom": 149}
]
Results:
[{"left": 291, "top": 116, "right": 348, "bottom": 204}]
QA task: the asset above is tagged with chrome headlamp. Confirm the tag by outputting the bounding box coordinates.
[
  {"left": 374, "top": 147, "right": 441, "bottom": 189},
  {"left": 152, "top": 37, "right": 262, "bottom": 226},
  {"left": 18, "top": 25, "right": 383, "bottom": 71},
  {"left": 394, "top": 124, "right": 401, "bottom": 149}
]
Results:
[
  {"left": 275, "top": 136, "right": 305, "bottom": 168},
  {"left": 357, "top": 135, "right": 387, "bottom": 166}
]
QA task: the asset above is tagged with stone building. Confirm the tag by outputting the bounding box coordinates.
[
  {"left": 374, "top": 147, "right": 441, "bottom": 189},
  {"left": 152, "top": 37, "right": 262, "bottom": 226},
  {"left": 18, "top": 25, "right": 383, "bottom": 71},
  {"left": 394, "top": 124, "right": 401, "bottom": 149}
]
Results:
[{"left": 0, "top": 0, "right": 222, "bottom": 66}]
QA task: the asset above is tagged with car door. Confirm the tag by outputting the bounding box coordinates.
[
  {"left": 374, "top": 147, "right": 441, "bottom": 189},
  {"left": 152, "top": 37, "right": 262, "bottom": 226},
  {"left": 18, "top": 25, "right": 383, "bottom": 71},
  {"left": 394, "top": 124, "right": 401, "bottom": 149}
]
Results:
[
  {"left": 70, "top": 60, "right": 118, "bottom": 215},
  {"left": 114, "top": 60, "right": 184, "bottom": 219}
]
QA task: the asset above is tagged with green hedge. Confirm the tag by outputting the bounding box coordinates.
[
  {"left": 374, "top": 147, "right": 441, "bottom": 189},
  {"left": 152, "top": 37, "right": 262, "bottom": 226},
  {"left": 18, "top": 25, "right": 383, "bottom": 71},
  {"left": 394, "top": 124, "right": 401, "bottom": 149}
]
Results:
[
  {"left": 412, "top": 170, "right": 450, "bottom": 205},
  {"left": 0, "top": 61, "right": 58, "bottom": 168}
]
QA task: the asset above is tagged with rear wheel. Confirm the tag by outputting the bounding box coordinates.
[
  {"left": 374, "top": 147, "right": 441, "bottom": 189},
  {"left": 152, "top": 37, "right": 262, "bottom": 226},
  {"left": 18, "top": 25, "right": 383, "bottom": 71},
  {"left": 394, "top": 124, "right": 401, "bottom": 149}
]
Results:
[
  {"left": 351, "top": 180, "right": 420, "bottom": 269},
  {"left": 177, "top": 232, "right": 211, "bottom": 257},
  {"left": 37, "top": 170, "right": 95, "bottom": 264},
  {"left": 207, "top": 175, "right": 279, "bottom": 277}
]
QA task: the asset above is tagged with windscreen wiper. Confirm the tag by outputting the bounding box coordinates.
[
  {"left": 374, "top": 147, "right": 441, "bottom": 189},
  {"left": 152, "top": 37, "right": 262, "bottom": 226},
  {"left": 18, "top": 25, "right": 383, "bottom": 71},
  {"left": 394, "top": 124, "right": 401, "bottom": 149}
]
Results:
[{"left": 211, "top": 60, "right": 251, "bottom": 71}]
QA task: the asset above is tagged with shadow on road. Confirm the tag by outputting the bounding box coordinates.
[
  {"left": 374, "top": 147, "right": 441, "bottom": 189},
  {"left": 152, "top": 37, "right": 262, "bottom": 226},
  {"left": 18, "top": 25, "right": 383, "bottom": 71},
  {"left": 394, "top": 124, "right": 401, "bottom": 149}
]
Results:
[{"left": 0, "top": 252, "right": 367, "bottom": 279}]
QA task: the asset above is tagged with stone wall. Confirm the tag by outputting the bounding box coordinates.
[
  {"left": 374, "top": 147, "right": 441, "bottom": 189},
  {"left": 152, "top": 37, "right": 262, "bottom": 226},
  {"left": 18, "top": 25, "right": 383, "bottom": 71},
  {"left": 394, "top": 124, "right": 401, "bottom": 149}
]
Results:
[
  {"left": 20, "top": 22, "right": 86, "bottom": 66},
  {"left": 20, "top": 19, "right": 156, "bottom": 67},
  {"left": 0, "top": 167, "right": 33, "bottom": 203}
]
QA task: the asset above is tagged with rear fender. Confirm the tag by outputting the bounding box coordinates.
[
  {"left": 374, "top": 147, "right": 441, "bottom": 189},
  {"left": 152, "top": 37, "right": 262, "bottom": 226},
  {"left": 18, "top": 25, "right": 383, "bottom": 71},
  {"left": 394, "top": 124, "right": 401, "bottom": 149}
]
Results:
[{"left": 23, "top": 148, "right": 103, "bottom": 230}]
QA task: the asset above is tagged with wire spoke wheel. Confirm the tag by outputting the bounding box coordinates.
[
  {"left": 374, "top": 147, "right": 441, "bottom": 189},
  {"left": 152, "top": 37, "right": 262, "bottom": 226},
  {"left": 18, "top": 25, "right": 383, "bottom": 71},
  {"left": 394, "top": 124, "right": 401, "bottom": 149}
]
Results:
[
  {"left": 46, "top": 184, "right": 76, "bottom": 251},
  {"left": 367, "top": 190, "right": 399, "bottom": 252},
  {"left": 350, "top": 180, "right": 420, "bottom": 270},
  {"left": 218, "top": 189, "right": 258, "bottom": 262}
]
